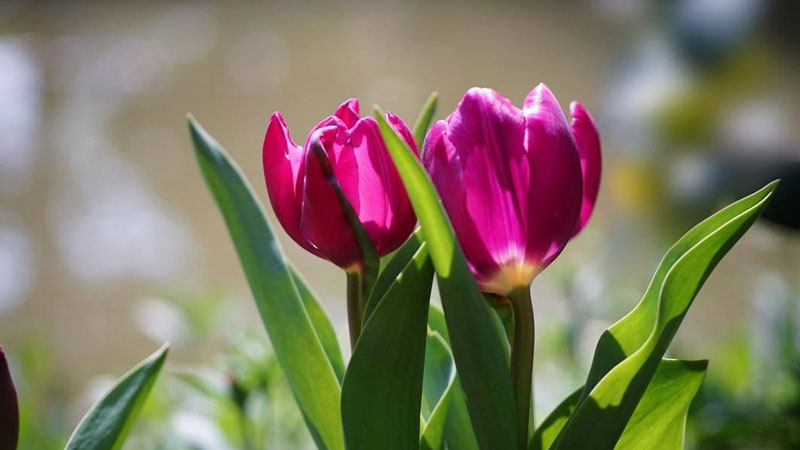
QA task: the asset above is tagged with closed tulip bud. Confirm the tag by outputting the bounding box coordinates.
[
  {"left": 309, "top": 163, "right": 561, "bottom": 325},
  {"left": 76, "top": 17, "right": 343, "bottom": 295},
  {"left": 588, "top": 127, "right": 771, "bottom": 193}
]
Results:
[
  {"left": 423, "top": 84, "right": 601, "bottom": 295},
  {"left": 263, "top": 99, "right": 419, "bottom": 271}
]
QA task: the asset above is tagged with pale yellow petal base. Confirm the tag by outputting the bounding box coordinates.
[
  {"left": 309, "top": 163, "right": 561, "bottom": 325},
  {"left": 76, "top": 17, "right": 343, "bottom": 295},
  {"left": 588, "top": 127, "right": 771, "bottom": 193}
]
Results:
[{"left": 480, "top": 261, "right": 538, "bottom": 296}]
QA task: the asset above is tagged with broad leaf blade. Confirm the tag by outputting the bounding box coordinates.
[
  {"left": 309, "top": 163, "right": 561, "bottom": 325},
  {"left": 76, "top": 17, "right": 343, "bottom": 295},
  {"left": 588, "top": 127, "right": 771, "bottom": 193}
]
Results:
[
  {"left": 583, "top": 182, "right": 777, "bottom": 394},
  {"left": 341, "top": 243, "right": 434, "bottom": 450},
  {"left": 552, "top": 182, "right": 776, "bottom": 450},
  {"left": 615, "top": 359, "right": 707, "bottom": 450},
  {"left": 531, "top": 359, "right": 707, "bottom": 450},
  {"left": 188, "top": 117, "right": 344, "bottom": 450},
  {"left": 290, "top": 268, "right": 346, "bottom": 383},
  {"left": 65, "top": 345, "right": 168, "bottom": 450},
  {"left": 413, "top": 92, "right": 438, "bottom": 149},
  {"left": 376, "top": 107, "right": 518, "bottom": 450}
]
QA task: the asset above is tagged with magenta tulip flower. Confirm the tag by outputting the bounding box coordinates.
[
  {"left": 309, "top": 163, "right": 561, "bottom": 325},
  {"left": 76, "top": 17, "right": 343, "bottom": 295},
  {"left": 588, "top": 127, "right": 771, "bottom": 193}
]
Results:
[
  {"left": 423, "top": 83, "right": 601, "bottom": 448},
  {"left": 0, "top": 345, "right": 18, "bottom": 450},
  {"left": 263, "top": 98, "right": 419, "bottom": 271},
  {"left": 423, "top": 84, "right": 601, "bottom": 296}
]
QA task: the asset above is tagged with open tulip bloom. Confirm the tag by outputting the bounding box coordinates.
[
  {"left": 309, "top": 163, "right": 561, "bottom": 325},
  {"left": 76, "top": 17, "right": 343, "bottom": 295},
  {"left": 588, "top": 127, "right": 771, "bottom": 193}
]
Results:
[{"left": 1, "top": 83, "right": 776, "bottom": 450}]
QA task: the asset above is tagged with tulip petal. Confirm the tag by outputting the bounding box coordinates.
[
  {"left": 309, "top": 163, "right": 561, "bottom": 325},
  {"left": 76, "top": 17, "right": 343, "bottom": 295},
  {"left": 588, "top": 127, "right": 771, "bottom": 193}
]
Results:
[
  {"left": 448, "top": 88, "right": 530, "bottom": 276},
  {"left": 301, "top": 126, "right": 362, "bottom": 268},
  {"left": 381, "top": 112, "right": 419, "bottom": 253},
  {"left": 0, "top": 345, "right": 18, "bottom": 450},
  {"left": 262, "top": 112, "right": 320, "bottom": 256},
  {"left": 423, "top": 120, "right": 496, "bottom": 278},
  {"left": 335, "top": 98, "right": 361, "bottom": 128},
  {"left": 570, "top": 101, "right": 602, "bottom": 236},
  {"left": 522, "top": 84, "right": 583, "bottom": 269}
]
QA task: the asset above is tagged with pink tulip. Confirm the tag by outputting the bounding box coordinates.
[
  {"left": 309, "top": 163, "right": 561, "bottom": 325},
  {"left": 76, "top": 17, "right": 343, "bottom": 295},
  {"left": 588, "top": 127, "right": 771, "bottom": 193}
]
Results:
[
  {"left": 263, "top": 99, "right": 419, "bottom": 270},
  {"left": 423, "top": 84, "right": 601, "bottom": 295}
]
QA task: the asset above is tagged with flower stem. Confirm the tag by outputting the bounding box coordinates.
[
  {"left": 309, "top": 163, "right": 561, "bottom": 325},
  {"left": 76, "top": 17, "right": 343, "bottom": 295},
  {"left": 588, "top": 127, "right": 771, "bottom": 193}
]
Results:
[
  {"left": 508, "top": 286, "right": 534, "bottom": 450},
  {"left": 346, "top": 269, "right": 366, "bottom": 350}
]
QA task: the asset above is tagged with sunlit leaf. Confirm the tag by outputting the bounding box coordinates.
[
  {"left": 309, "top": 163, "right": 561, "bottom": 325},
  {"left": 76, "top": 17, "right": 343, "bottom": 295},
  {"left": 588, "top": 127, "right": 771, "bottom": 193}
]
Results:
[
  {"left": 413, "top": 92, "right": 439, "bottom": 150},
  {"left": 551, "top": 182, "right": 776, "bottom": 450},
  {"left": 531, "top": 359, "right": 707, "bottom": 450},
  {"left": 615, "top": 359, "right": 707, "bottom": 450},
  {"left": 65, "top": 345, "right": 168, "bottom": 450},
  {"left": 528, "top": 388, "right": 581, "bottom": 450}
]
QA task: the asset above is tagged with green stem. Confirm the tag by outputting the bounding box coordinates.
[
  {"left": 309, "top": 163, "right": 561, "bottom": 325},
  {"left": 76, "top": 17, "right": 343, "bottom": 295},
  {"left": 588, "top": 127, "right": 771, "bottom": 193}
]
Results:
[
  {"left": 508, "top": 287, "right": 534, "bottom": 450},
  {"left": 346, "top": 269, "right": 366, "bottom": 350}
]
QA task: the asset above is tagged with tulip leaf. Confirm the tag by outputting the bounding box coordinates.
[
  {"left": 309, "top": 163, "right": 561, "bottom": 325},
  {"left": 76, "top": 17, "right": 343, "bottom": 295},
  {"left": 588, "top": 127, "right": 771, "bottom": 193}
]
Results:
[
  {"left": 188, "top": 116, "right": 344, "bottom": 450},
  {"left": 0, "top": 346, "right": 18, "bottom": 450},
  {"left": 364, "top": 227, "right": 423, "bottom": 322},
  {"left": 425, "top": 306, "right": 481, "bottom": 450},
  {"left": 615, "top": 359, "right": 707, "bottom": 450},
  {"left": 290, "top": 268, "right": 346, "bottom": 383},
  {"left": 528, "top": 388, "right": 581, "bottom": 450},
  {"left": 65, "top": 344, "right": 168, "bottom": 450},
  {"left": 550, "top": 182, "right": 776, "bottom": 450},
  {"left": 420, "top": 330, "right": 455, "bottom": 450},
  {"left": 421, "top": 330, "right": 454, "bottom": 421},
  {"left": 376, "top": 107, "right": 518, "bottom": 450},
  {"left": 444, "top": 376, "right": 480, "bottom": 450},
  {"left": 530, "top": 359, "right": 707, "bottom": 450},
  {"left": 341, "top": 243, "right": 434, "bottom": 450},
  {"left": 413, "top": 92, "right": 439, "bottom": 149},
  {"left": 427, "top": 304, "right": 449, "bottom": 342}
]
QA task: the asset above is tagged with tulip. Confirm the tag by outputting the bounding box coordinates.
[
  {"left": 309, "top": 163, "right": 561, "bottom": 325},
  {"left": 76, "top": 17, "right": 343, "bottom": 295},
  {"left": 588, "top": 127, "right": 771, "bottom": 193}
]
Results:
[
  {"left": 423, "top": 84, "right": 601, "bottom": 449},
  {"left": 263, "top": 98, "right": 419, "bottom": 347},
  {"left": 0, "top": 345, "right": 18, "bottom": 450},
  {"left": 422, "top": 84, "right": 601, "bottom": 295}
]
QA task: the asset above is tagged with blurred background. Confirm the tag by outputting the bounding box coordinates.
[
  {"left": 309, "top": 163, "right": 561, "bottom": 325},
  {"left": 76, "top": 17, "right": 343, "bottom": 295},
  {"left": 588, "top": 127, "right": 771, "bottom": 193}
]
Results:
[{"left": 1, "top": 0, "right": 798, "bottom": 448}]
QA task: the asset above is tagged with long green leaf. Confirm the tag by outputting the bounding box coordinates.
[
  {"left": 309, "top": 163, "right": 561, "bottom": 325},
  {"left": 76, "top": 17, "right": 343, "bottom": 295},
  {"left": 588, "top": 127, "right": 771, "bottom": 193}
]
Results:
[
  {"left": 530, "top": 359, "right": 707, "bottom": 450},
  {"left": 421, "top": 330, "right": 454, "bottom": 420},
  {"left": 364, "top": 228, "right": 423, "bottom": 322},
  {"left": 341, "top": 243, "right": 434, "bottom": 450},
  {"left": 528, "top": 388, "right": 581, "bottom": 450},
  {"left": 444, "top": 377, "right": 480, "bottom": 450},
  {"left": 420, "top": 330, "right": 455, "bottom": 450},
  {"left": 412, "top": 92, "right": 438, "bottom": 149},
  {"left": 188, "top": 116, "right": 344, "bottom": 450},
  {"left": 375, "top": 107, "right": 518, "bottom": 450},
  {"left": 615, "top": 359, "right": 707, "bottom": 450},
  {"left": 290, "top": 268, "right": 346, "bottom": 383},
  {"left": 551, "top": 182, "right": 776, "bottom": 450},
  {"left": 65, "top": 345, "right": 168, "bottom": 450},
  {"left": 425, "top": 305, "right": 480, "bottom": 450},
  {"left": 427, "top": 304, "right": 449, "bottom": 342}
]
